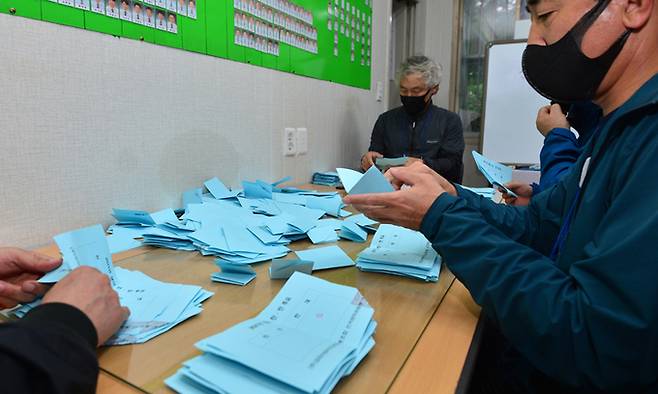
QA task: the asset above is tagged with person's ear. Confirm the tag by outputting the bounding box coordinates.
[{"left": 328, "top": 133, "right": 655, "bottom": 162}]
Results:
[
  {"left": 623, "top": 0, "right": 654, "bottom": 30},
  {"left": 430, "top": 85, "right": 440, "bottom": 96}
]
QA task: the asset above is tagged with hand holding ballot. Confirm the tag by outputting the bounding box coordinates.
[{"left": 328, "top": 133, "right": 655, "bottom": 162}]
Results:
[
  {"left": 43, "top": 266, "right": 130, "bottom": 346},
  {"left": 502, "top": 181, "right": 533, "bottom": 206},
  {"left": 360, "top": 151, "right": 383, "bottom": 171},
  {"left": 344, "top": 162, "right": 455, "bottom": 230},
  {"left": 0, "top": 247, "right": 62, "bottom": 308}
]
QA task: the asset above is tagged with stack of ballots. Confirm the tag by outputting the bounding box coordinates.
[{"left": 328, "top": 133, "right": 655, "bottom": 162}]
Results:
[
  {"left": 166, "top": 272, "right": 377, "bottom": 394},
  {"left": 311, "top": 171, "right": 342, "bottom": 187},
  {"left": 13, "top": 225, "right": 213, "bottom": 345},
  {"left": 355, "top": 224, "right": 441, "bottom": 282}
]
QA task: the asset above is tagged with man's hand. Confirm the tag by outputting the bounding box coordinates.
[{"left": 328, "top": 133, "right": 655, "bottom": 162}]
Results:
[
  {"left": 502, "top": 181, "right": 533, "bottom": 206},
  {"left": 0, "top": 247, "right": 62, "bottom": 309},
  {"left": 536, "top": 103, "right": 570, "bottom": 137},
  {"left": 385, "top": 161, "right": 457, "bottom": 195},
  {"left": 360, "top": 151, "right": 383, "bottom": 171},
  {"left": 344, "top": 163, "right": 452, "bottom": 230},
  {"left": 43, "top": 267, "right": 129, "bottom": 346}
]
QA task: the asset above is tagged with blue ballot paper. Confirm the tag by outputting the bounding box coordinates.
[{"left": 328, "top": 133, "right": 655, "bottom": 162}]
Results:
[
  {"left": 204, "top": 177, "right": 240, "bottom": 200},
  {"left": 107, "top": 227, "right": 143, "bottom": 254},
  {"left": 305, "top": 194, "right": 343, "bottom": 217},
  {"left": 22, "top": 227, "right": 214, "bottom": 345},
  {"left": 167, "top": 272, "right": 376, "bottom": 394},
  {"left": 336, "top": 166, "right": 394, "bottom": 195},
  {"left": 471, "top": 151, "right": 518, "bottom": 198},
  {"left": 307, "top": 226, "right": 339, "bottom": 244},
  {"left": 345, "top": 213, "right": 379, "bottom": 232},
  {"left": 356, "top": 224, "right": 441, "bottom": 282},
  {"left": 112, "top": 208, "right": 156, "bottom": 226},
  {"left": 182, "top": 188, "right": 203, "bottom": 208},
  {"left": 212, "top": 261, "right": 257, "bottom": 286},
  {"left": 339, "top": 221, "right": 368, "bottom": 243},
  {"left": 242, "top": 180, "right": 274, "bottom": 199},
  {"left": 40, "top": 224, "right": 118, "bottom": 285},
  {"left": 295, "top": 245, "right": 355, "bottom": 271},
  {"left": 269, "top": 258, "right": 314, "bottom": 279}
]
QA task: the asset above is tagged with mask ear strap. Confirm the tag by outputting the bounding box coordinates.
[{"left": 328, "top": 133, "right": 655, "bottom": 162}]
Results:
[{"left": 572, "top": 0, "right": 611, "bottom": 46}]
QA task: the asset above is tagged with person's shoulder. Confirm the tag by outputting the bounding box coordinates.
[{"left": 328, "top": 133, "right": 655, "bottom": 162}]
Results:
[
  {"left": 429, "top": 105, "right": 460, "bottom": 119},
  {"left": 378, "top": 106, "right": 406, "bottom": 120}
]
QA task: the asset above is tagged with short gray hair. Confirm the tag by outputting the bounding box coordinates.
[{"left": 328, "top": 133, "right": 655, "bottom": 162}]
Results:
[{"left": 397, "top": 55, "right": 443, "bottom": 87}]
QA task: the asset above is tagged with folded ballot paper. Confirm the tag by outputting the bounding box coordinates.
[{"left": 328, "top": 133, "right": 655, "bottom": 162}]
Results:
[
  {"left": 471, "top": 151, "right": 518, "bottom": 197},
  {"left": 336, "top": 166, "right": 394, "bottom": 195},
  {"left": 18, "top": 225, "right": 213, "bottom": 345},
  {"left": 212, "top": 260, "right": 257, "bottom": 286},
  {"left": 166, "top": 272, "right": 377, "bottom": 394},
  {"left": 269, "top": 258, "right": 314, "bottom": 279},
  {"left": 356, "top": 224, "right": 441, "bottom": 282}
]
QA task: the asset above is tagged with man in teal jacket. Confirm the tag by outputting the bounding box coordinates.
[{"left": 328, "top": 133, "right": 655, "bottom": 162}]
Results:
[{"left": 345, "top": 0, "right": 658, "bottom": 392}]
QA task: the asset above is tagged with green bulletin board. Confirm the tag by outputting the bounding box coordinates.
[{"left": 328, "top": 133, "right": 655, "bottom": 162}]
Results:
[{"left": 1, "top": 0, "right": 372, "bottom": 89}]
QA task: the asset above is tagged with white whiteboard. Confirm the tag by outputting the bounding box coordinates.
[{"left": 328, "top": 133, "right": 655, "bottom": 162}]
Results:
[{"left": 481, "top": 41, "right": 550, "bottom": 165}]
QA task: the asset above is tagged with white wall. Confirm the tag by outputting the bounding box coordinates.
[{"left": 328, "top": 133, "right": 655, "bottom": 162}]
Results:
[
  {"left": 414, "top": 0, "right": 455, "bottom": 110},
  {"left": 0, "top": 1, "right": 391, "bottom": 248}
]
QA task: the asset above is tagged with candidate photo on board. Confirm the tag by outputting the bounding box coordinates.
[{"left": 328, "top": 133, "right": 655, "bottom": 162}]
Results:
[
  {"left": 177, "top": 0, "right": 186, "bottom": 16},
  {"left": 187, "top": 0, "right": 196, "bottom": 19},
  {"left": 156, "top": 9, "right": 167, "bottom": 30},
  {"left": 75, "top": 0, "right": 90, "bottom": 10},
  {"left": 167, "top": 12, "right": 178, "bottom": 33},
  {"left": 119, "top": 0, "right": 132, "bottom": 21},
  {"left": 132, "top": 2, "right": 144, "bottom": 24},
  {"left": 106, "top": 0, "right": 119, "bottom": 17},
  {"left": 167, "top": 0, "right": 176, "bottom": 12},
  {"left": 155, "top": 0, "right": 165, "bottom": 7},
  {"left": 91, "top": 0, "right": 105, "bottom": 14},
  {"left": 144, "top": 6, "right": 155, "bottom": 27}
]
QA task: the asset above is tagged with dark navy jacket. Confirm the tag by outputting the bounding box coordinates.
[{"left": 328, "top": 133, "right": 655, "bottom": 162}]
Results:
[
  {"left": 368, "top": 105, "right": 465, "bottom": 183},
  {"left": 421, "top": 74, "right": 658, "bottom": 392}
]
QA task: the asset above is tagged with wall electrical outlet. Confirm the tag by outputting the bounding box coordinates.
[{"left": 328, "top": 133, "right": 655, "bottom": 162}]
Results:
[
  {"left": 296, "top": 127, "right": 308, "bottom": 155},
  {"left": 283, "top": 127, "right": 297, "bottom": 156}
]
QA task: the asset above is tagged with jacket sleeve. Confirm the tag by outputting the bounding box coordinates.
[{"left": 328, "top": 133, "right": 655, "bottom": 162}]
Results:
[
  {"left": 536, "top": 128, "right": 580, "bottom": 193},
  {"left": 420, "top": 148, "right": 658, "bottom": 390},
  {"left": 367, "top": 115, "right": 386, "bottom": 154},
  {"left": 0, "top": 303, "right": 99, "bottom": 394},
  {"left": 423, "top": 113, "right": 465, "bottom": 180},
  {"left": 453, "top": 182, "right": 566, "bottom": 255}
]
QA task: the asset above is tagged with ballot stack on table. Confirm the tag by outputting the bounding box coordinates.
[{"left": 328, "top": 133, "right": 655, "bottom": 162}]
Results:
[
  {"left": 355, "top": 224, "right": 441, "bottom": 282},
  {"left": 166, "top": 272, "right": 377, "bottom": 394}
]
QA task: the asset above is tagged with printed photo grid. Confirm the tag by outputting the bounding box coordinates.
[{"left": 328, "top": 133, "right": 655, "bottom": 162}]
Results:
[
  {"left": 327, "top": 0, "right": 371, "bottom": 66},
  {"left": 50, "top": 0, "right": 198, "bottom": 35},
  {"left": 233, "top": 0, "right": 318, "bottom": 55}
]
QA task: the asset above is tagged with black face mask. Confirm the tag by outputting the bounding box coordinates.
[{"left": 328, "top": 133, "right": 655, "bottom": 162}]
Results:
[
  {"left": 401, "top": 89, "right": 433, "bottom": 118},
  {"left": 522, "top": 0, "right": 631, "bottom": 103}
]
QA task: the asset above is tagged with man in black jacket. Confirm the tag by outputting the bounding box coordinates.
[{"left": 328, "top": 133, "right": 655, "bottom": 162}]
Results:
[
  {"left": 0, "top": 247, "right": 129, "bottom": 393},
  {"left": 361, "top": 55, "right": 465, "bottom": 183}
]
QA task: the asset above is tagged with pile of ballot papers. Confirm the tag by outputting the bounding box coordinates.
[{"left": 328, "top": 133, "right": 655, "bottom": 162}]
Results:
[
  {"left": 106, "top": 176, "right": 377, "bottom": 280},
  {"left": 12, "top": 225, "right": 213, "bottom": 345},
  {"left": 166, "top": 272, "right": 377, "bottom": 394},
  {"left": 311, "top": 171, "right": 342, "bottom": 187},
  {"left": 355, "top": 224, "right": 441, "bottom": 282}
]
